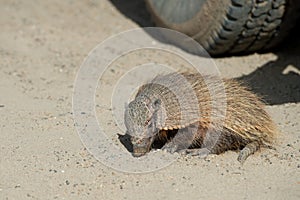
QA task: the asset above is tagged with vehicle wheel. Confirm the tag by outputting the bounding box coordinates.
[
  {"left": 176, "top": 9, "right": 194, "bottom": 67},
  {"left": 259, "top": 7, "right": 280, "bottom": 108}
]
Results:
[{"left": 145, "top": 0, "right": 300, "bottom": 56}]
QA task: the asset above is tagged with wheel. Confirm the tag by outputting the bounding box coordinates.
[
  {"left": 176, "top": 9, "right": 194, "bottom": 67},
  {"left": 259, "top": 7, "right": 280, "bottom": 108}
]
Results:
[{"left": 145, "top": 0, "right": 300, "bottom": 56}]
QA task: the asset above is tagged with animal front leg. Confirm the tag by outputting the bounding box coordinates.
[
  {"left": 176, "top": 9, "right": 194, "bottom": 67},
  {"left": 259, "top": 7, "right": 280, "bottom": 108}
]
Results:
[
  {"left": 180, "top": 129, "right": 222, "bottom": 158},
  {"left": 179, "top": 148, "right": 211, "bottom": 158},
  {"left": 180, "top": 129, "right": 220, "bottom": 158},
  {"left": 161, "top": 126, "right": 196, "bottom": 153}
]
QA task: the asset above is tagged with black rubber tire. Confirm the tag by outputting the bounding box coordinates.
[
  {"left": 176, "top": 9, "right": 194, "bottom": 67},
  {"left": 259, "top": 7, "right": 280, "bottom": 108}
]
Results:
[{"left": 145, "top": 0, "right": 300, "bottom": 56}]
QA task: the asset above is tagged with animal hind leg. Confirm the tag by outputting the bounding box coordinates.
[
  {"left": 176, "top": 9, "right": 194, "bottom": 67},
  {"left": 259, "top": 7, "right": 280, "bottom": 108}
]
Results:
[{"left": 237, "top": 141, "right": 260, "bottom": 164}]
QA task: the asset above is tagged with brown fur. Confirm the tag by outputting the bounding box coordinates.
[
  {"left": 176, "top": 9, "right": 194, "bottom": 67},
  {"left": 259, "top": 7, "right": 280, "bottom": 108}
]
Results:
[{"left": 127, "top": 73, "right": 278, "bottom": 162}]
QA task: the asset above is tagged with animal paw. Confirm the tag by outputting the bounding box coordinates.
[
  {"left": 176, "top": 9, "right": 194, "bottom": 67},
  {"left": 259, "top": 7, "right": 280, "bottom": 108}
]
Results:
[
  {"left": 161, "top": 142, "right": 179, "bottom": 154},
  {"left": 179, "top": 148, "right": 211, "bottom": 158}
]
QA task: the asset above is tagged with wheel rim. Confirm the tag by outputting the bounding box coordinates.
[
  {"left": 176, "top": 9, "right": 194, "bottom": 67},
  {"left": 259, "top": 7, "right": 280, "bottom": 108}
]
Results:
[{"left": 147, "top": 0, "right": 207, "bottom": 24}]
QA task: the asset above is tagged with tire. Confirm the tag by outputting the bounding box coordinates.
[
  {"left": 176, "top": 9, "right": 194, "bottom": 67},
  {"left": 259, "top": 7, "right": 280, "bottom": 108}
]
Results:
[{"left": 145, "top": 0, "right": 300, "bottom": 56}]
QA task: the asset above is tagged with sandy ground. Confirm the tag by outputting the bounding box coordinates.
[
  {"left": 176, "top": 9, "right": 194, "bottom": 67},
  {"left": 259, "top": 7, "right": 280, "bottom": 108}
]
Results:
[{"left": 1, "top": 0, "right": 299, "bottom": 199}]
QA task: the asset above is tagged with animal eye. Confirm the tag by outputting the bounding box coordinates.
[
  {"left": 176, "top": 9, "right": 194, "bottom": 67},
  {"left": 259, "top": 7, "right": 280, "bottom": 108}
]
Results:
[{"left": 145, "top": 119, "right": 150, "bottom": 125}]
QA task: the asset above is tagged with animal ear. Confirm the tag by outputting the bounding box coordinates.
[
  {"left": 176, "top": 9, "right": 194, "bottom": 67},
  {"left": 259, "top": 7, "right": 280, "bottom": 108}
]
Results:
[{"left": 153, "top": 99, "right": 161, "bottom": 110}]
